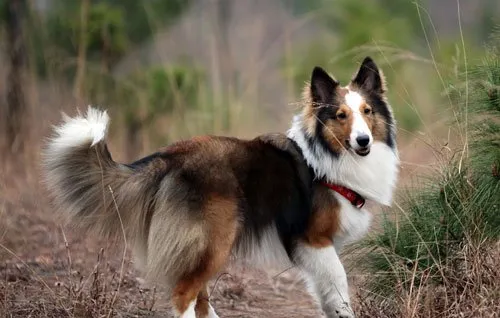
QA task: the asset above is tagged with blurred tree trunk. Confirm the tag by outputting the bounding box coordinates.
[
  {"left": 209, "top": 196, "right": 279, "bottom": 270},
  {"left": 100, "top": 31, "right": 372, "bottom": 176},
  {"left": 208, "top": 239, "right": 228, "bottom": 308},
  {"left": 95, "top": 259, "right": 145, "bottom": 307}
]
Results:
[
  {"left": 73, "top": 0, "right": 89, "bottom": 101},
  {"left": 209, "top": 0, "right": 233, "bottom": 133},
  {"left": 125, "top": 118, "right": 142, "bottom": 161},
  {"left": 215, "top": 0, "right": 233, "bottom": 132},
  {"left": 3, "top": 0, "right": 27, "bottom": 154},
  {"left": 101, "top": 25, "right": 111, "bottom": 74}
]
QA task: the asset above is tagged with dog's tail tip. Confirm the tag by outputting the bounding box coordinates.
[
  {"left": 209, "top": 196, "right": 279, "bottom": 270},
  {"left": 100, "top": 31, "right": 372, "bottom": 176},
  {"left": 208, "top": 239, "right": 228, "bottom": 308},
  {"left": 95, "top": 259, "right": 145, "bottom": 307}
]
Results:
[
  {"left": 86, "top": 106, "right": 110, "bottom": 146},
  {"left": 52, "top": 105, "right": 110, "bottom": 151}
]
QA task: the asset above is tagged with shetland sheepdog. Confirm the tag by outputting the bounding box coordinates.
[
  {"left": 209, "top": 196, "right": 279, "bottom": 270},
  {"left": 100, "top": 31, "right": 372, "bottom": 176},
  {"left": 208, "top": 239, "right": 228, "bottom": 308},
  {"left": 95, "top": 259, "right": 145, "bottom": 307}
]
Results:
[{"left": 43, "top": 57, "right": 399, "bottom": 318}]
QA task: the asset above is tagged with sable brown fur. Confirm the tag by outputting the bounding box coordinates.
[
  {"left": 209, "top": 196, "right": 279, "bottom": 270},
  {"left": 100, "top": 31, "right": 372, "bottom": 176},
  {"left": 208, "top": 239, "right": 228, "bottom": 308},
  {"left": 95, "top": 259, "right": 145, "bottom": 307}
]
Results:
[
  {"left": 43, "top": 124, "right": 315, "bottom": 315},
  {"left": 303, "top": 185, "right": 341, "bottom": 248},
  {"left": 42, "top": 57, "right": 397, "bottom": 318}
]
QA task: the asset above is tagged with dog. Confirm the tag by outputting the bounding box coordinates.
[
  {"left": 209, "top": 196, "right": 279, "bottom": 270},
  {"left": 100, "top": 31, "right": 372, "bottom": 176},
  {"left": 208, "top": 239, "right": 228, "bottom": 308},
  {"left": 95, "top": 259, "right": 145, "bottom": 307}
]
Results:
[{"left": 42, "top": 57, "right": 399, "bottom": 318}]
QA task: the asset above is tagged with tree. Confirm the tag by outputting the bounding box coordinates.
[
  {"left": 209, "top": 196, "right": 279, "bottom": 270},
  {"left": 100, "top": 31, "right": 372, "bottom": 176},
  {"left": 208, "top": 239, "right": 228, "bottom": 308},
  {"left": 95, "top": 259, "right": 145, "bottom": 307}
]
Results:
[
  {"left": 74, "top": 0, "right": 90, "bottom": 100},
  {"left": 39, "top": 1, "right": 194, "bottom": 158},
  {"left": 116, "top": 65, "right": 205, "bottom": 159},
  {"left": 44, "top": 0, "right": 192, "bottom": 77},
  {"left": 1, "top": 0, "right": 27, "bottom": 154},
  {"left": 46, "top": 2, "right": 127, "bottom": 80}
]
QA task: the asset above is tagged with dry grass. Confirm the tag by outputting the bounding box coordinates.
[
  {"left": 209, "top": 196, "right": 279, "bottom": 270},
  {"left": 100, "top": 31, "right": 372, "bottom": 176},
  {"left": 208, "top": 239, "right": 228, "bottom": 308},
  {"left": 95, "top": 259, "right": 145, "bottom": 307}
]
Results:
[
  {"left": 0, "top": 250, "right": 158, "bottom": 317},
  {"left": 353, "top": 241, "right": 500, "bottom": 318}
]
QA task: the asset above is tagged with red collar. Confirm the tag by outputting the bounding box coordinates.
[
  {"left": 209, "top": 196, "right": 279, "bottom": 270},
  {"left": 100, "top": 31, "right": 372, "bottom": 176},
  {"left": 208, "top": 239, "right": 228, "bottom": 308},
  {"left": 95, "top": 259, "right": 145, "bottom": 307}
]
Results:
[{"left": 320, "top": 182, "right": 366, "bottom": 209}]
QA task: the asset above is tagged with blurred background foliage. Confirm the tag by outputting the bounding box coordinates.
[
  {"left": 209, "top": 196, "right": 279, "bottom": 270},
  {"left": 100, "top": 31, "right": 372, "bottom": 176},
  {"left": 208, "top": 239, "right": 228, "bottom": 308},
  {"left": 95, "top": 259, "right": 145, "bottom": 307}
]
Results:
[{"left": 0, "top": 0, "right": 499, "bottom": 160}]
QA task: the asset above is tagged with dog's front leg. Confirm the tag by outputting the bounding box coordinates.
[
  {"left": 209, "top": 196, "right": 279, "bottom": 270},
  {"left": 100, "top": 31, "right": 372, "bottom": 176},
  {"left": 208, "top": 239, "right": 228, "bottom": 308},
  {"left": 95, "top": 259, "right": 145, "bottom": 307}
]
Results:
[{"left": 294, "top": 242, "right": 354, "bottom": 318}]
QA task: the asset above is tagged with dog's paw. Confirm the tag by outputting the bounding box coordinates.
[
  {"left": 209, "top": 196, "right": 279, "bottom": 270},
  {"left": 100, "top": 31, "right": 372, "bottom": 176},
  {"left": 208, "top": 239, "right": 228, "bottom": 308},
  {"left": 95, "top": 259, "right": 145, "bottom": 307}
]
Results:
[
  {"left": 333, "top": 307, "right": 354, "bottom": 318},
  {"left": 325, "top": 302, "right": 355, "bottom": 318}
]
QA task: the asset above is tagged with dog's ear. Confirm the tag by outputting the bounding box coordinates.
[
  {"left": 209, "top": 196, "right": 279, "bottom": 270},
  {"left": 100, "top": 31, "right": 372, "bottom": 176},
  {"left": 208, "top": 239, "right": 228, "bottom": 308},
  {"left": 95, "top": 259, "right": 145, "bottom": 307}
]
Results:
[
  {"left": 310, "top": 66, "right": 339, "bottom": 107},
  {"left": 352, "top": 57, "right": 386, "bottom": 95}
]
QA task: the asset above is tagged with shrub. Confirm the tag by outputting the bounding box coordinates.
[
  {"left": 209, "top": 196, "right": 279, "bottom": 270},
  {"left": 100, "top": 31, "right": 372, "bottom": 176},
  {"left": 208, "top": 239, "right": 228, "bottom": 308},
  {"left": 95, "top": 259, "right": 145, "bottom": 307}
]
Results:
[{"left": 354, "top": 29, "right": 500, "bottom": 317}]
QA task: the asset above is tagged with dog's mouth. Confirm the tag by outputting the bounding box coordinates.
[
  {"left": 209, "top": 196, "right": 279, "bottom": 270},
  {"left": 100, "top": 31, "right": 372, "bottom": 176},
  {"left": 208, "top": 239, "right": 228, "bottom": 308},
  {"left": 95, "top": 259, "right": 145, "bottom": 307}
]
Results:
[
  {"left": 345, "top": 140, "right": 371, "bottom": 156},
  {"left": 355, "top": 147, "right": 370, "bottom": 156}
]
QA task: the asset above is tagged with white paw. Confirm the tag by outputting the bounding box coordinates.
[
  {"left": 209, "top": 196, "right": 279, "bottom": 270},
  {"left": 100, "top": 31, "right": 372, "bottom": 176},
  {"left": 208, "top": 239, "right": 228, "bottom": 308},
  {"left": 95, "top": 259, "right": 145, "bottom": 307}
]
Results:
[{"left": 325, "top": 302, "right": 355, "bottom": 318}]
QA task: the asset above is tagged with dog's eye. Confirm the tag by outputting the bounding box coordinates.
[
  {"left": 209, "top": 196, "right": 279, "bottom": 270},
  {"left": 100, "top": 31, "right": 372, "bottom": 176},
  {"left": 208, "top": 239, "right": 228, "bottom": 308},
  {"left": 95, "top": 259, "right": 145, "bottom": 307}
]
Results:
[
  {"left": 337, "top": 112, "right": 347, "bottom": 120},
  {"left": 364, "top": 108, "right": 372, "bottom": 115}
]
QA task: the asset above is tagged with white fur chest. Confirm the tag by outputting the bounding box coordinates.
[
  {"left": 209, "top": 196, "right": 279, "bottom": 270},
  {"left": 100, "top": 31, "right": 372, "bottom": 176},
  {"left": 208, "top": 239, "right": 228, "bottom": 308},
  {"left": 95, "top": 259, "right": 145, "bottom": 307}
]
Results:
[
  {"left": 288, "top": 115, "right": 400, "bottom": 206},
  {"left": 332, "top": 192, "right": 373, "bottom": 250}
]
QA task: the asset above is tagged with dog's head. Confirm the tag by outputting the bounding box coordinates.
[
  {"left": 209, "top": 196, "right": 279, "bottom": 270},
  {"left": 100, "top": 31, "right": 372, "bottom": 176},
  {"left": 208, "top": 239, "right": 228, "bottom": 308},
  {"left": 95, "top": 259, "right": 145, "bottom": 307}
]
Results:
[{"left": 301, "top": 57, "right": 395, "bottom": 157}]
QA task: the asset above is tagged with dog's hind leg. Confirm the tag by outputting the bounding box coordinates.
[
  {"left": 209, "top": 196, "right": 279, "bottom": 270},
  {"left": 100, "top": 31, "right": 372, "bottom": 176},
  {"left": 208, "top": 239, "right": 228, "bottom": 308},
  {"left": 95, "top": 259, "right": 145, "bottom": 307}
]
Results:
[{"left": 172, "top": 195, "right": 238, "bottom": 318}]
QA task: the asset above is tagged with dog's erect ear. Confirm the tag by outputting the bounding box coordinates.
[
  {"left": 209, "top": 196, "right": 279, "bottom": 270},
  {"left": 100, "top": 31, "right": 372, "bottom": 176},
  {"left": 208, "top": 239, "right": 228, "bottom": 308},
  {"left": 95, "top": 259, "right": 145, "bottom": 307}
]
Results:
[
  {"left": 310, "top": 66, "right": 339, "bottom": 107},
  {"left": 352, "top": 57, "right": 385, "bottom": 95}
]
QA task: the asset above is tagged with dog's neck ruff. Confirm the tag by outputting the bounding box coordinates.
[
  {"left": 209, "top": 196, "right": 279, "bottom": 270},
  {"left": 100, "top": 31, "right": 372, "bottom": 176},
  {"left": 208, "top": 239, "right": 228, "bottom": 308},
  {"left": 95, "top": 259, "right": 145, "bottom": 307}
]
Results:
[
  {"left": 287, "top": 114, "right": 399, "bottom": 206},
  {"left": 321, "top": 181, "right": 366, "bottom": 209}
]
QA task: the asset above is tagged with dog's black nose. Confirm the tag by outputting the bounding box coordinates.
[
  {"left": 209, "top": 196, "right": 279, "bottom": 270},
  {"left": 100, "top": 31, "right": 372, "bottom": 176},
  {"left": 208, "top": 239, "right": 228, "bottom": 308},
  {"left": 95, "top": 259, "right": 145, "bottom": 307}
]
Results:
[{"left": 356, "top": 135, "right": 370, "bottom": 147}]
